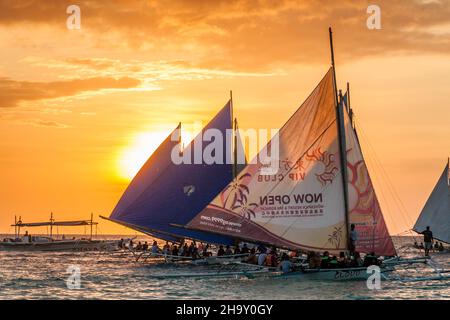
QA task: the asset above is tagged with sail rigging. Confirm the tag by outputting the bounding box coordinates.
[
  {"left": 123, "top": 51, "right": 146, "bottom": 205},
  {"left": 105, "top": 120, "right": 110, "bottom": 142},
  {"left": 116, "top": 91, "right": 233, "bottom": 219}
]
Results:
[{"left": 413, "top": 161, "right": 450, "bottom": 243}]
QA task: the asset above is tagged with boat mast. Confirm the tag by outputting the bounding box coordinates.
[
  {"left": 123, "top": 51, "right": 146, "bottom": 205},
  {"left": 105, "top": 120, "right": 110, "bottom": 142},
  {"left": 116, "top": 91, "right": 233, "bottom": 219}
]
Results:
[
  {"left": 14, "top": 215, "right": 17, "bottom": 239},
  {"left": 90, "top": 212, "right": 93, "bottom": 240},
  {"left": 329, "top": 27, "right": 350, "bottom": 250},
  {"left": 230, "top": 90, "right": 238, "bottom": 179},
  {"left": 49, "top": 212, "right": 54, "bottom": 238}
]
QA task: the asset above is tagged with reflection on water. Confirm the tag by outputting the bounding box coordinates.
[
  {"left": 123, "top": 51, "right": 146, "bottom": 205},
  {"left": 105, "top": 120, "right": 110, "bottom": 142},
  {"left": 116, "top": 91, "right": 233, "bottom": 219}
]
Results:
[{"left": 0, "top": 235, "right": 448, "bottom": 299}]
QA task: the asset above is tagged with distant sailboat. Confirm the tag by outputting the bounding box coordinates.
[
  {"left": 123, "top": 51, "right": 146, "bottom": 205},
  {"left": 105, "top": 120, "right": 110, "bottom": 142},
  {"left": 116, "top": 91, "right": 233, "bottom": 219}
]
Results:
[
  {"left": 103, "top": 99, "right": 246, "bottom": 245},
  {"left": 413, "top": 159, "right": 450, "bottom": 244}
]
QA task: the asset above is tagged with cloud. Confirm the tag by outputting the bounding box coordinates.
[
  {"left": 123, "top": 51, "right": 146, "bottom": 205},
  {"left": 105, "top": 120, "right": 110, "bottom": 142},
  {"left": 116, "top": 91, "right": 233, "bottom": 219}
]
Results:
[
  {"left": 1, "top": 0, "right": 450, "bottom": 70},
  {"left": 25, "top": 119, "right": 71, "bottom": 128},
  {"left": 0, "top": 76, "right": 141, "bottom": 108}
]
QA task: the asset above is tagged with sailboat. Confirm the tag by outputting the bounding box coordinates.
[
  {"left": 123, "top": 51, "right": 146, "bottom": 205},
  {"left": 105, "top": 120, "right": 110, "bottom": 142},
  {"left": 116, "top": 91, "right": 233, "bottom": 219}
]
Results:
[
  {"left": 165, "top": 29, "right": 434, "bottom": 280},
  {"left": 413, "top": 159, "right": 450, "bottom": 244},
  {"left": 102, "top": 98, "right": 246, "bottom": 248}
]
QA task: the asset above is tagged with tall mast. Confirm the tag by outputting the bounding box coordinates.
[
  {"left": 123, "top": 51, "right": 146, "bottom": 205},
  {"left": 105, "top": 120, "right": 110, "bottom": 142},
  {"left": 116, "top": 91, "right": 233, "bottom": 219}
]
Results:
[
  {"left": 329, "top": 27, "right": 350, "bottom": 249},
  {"left": 90, "top": 212, "right": 94, "bottom": 240},
  {"left": 230, "top": 90, "right": 237, "bottom": 179},
  {"left": 14, "top": 215, "right": 17, "bottom": 239},
  {"left": 49, "top": 212, "right": 54, "bottom": 238}
]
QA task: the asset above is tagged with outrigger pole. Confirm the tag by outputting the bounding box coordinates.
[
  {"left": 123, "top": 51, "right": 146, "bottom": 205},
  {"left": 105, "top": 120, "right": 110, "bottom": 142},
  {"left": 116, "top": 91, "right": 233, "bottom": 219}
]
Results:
[{"left": 329, "top": 27, "right": 351, "bottom": 250}]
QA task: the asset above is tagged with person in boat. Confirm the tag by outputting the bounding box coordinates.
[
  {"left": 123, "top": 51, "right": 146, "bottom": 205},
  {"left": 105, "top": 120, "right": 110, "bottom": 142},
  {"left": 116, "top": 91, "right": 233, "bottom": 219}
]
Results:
[
  {"left": 162, "top": 241, "right": 170, "bottom": 254},
  {"left": 233, "top": 245, "right": 241, "bottom": 255},
  {"left": 265, "top": 247, "right": 278, "bottom": 267},
  {"left": 225, "top": 245, "right": 233, "bottom": 255},
  {"left": 413, "top": 241, "right": 418, "bottom": 249},
  {"left": 349, "top": 224, "right": 358, "bottom": 254},
  {"left": 191, "top": 246, "right": 201, "bottom": 260},
  {"left": 434, "top": 241, "right": 439, "bottom": 252},
  {"left": 419, "top": 242, "right": 424, "bottom": 249},
  {"left": 118, "top": 238, "right": 124, "bottom": 249},
  {"left": 202, "top": 244, "right": 211, "bottom": 257},
  {"left": 258, "top": 251, "right": 267, "bottom": 266},
  {"left": 217, "top": 245, "right": 225, "bottom": 256},
  {"left": 171, "top": 245, "right": 179, "bottom": 256},
  {"left": 246, "top": 248, "right": 258, "bottom": 264},
  {"left": 142, "top": 241, "right": 149, "bottom": 251},
  {"left": 241, "top": 243, "right": 250, "bottom": 254},
  {"left": 22, "top": 231, "right": 30, "bottom": 243},
  {"left": 320, "top": 251, "right": 330, "bottom": 268},
  {"left": 257, "top": 243, "right": 267, "bottom": 254},
  {"left": 363, "top": 252, "right": 380, "bottom": 267},
  {"left": 328, "top": 255, "right": 338, "bottom": 268},
  {"left": 350, "top": 251, "right": 364, "bottom": 267},
  {"left": 181, "top": 243, "right": 189, "bottom": 256},
  {"left": 438, "top": 242, "right": 445, "bottom": 252},
  {"left": 337, "top": 252, "right": 348, "bottom": 267},
  {"left": 188, "top": 242, "right": 196, "bottom": 256},
  {"left": 150, "top": 241, "right": 159, "bottom": 254},
  {"left": 136, "top": 241, "right": 143, "bottom": 250},
  {"left": 310, "top": 252, "right": 322, "bottom": 269},
  {"left": 278, "top": 253, "right": 292, "bottom": 274},
  {"left": 419, "top": 226, "right": 433, "bottom": 256}
]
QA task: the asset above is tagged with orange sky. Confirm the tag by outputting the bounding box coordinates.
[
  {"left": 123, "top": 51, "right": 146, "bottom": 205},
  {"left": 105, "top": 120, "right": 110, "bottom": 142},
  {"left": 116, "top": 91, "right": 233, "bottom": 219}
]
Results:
[{"left": 0, "top": 0, "right": 449, "bottom": 235}]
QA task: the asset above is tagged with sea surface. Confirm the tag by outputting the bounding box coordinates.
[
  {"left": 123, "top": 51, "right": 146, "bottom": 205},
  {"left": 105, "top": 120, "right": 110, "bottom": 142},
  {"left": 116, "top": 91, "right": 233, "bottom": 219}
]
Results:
[{"left": 0, "top": 235, "right": 448, "bottom": 300}]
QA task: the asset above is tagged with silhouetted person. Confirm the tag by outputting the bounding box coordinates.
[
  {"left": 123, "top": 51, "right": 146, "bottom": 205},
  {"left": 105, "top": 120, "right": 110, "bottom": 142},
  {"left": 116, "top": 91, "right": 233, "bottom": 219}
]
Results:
[{"left": 420, "top": 226, "right": 433, "bottom": 256}]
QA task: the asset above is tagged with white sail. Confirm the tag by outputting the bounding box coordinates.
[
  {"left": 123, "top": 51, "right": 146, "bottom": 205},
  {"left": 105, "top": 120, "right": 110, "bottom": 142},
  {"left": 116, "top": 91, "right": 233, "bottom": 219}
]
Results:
[
  {"left": 413, "top": 161, "right": 450, "bottom": 243},
  {"left": 187, "top": 68, "right": 348, "bottom": 252}
]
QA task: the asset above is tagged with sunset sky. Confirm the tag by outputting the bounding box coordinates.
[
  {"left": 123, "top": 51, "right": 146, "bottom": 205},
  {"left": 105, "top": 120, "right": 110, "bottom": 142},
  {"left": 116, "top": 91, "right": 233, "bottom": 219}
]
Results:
[{"left": 0, "top": 0, "right": 449, "bottom": 235}]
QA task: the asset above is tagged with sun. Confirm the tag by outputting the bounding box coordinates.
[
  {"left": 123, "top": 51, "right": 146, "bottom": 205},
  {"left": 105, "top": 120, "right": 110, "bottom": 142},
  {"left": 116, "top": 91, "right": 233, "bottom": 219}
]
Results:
[
  {"left": 116, "top": 126, "right": 199, "bottom": 181},
  {"left": 117, "top": 131, "right": 171, "bottom": 181}
]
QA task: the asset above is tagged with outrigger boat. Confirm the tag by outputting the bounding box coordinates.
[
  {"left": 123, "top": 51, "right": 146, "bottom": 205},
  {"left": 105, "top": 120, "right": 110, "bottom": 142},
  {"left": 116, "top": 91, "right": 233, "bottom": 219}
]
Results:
[{"left": 0, "top": 213, "right": 119, "bottom": 252}]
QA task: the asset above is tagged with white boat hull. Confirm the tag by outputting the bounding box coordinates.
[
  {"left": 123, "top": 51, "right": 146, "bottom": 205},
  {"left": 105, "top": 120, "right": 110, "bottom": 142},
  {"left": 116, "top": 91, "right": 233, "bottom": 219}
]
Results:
[{"left": 0, "top": 240, "right": 119, "bottom": 252}]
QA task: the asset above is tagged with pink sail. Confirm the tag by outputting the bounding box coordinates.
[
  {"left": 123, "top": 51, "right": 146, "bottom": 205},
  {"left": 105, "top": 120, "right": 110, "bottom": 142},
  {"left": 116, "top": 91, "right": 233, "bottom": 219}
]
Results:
[{"left": 344, "top": 109, "right": 397, "bottom": 256}]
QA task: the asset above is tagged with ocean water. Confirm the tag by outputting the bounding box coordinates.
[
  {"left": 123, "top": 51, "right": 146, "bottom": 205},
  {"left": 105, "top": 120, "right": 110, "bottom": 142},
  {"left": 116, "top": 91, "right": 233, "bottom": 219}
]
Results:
[{"left": 0, "top": 235, "right": 448, "bottom": 300}]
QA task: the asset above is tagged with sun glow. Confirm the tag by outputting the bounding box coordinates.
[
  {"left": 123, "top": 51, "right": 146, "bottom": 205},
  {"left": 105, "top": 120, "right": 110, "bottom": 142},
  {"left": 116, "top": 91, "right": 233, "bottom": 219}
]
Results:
[
  {"left": 117, "top": 131, "right": 170, "bottom": 181},
  {"left": 116, "top": 125, "right": 201, "bottom": 181}
]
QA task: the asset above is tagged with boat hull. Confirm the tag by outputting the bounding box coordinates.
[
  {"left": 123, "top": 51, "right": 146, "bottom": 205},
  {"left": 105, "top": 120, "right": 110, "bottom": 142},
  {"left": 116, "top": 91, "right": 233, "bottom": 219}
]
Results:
[
  {"left": 274, "top": 266, "right": 393, "bottom": 281},
  {"left": 0, "top": 240, "right": 119, "bottom": 252}
]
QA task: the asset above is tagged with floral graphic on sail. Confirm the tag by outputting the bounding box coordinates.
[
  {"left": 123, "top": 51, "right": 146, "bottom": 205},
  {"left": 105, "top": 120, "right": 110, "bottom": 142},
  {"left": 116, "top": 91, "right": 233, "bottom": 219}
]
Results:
[
  {"left": 347, "top": 158, "right": 376, "bottom": 224},
  {"left": 306, "top": 148, "right": 338, "bottom": 186},
  {"left": 327, "top": 225, "right": 344, "bottom": 249},
  {"left": 219, "top": 172, "right": 259, "bottom": 221}
]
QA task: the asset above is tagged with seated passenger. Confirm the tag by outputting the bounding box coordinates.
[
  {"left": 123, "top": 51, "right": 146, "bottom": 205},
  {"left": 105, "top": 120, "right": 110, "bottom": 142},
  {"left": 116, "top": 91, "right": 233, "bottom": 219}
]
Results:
[
  {"left": 234, "top": 245, "right": 241, "bottom": 255},
  {"left": 328, "top": 256, "right": 338, "bottom": 268},
  {"left": 246, "top": 248, "right": 257, "bottom": 264},
  {"left": 320, "top": 251, "right": 330, "bottom": 268},
  {"left": 225, "top": 245, "right": 233, "bottom": 255},
  {"left": 278, "top": 253, "right": 292, "bottom": 274},
  {"left": 171, "top": 245, "right": 179, "bottom": 256},
  {"left": 337, "top": 252, "right": 348, "bottom": 267},
  {"left": 363, "top": 252, "right": 380, "bottom": 267},
  {"left": 217, "top": 245, "right": 225, "bottom": 256},
  {"left": 258, "top": 252, "right": 267, "bottom": 266},
  {"left": 350, "top": 251, "right": 364, "bottom": 267},
  {"left": 150, "top": 241, "right": 159, "bottom": 254}
]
